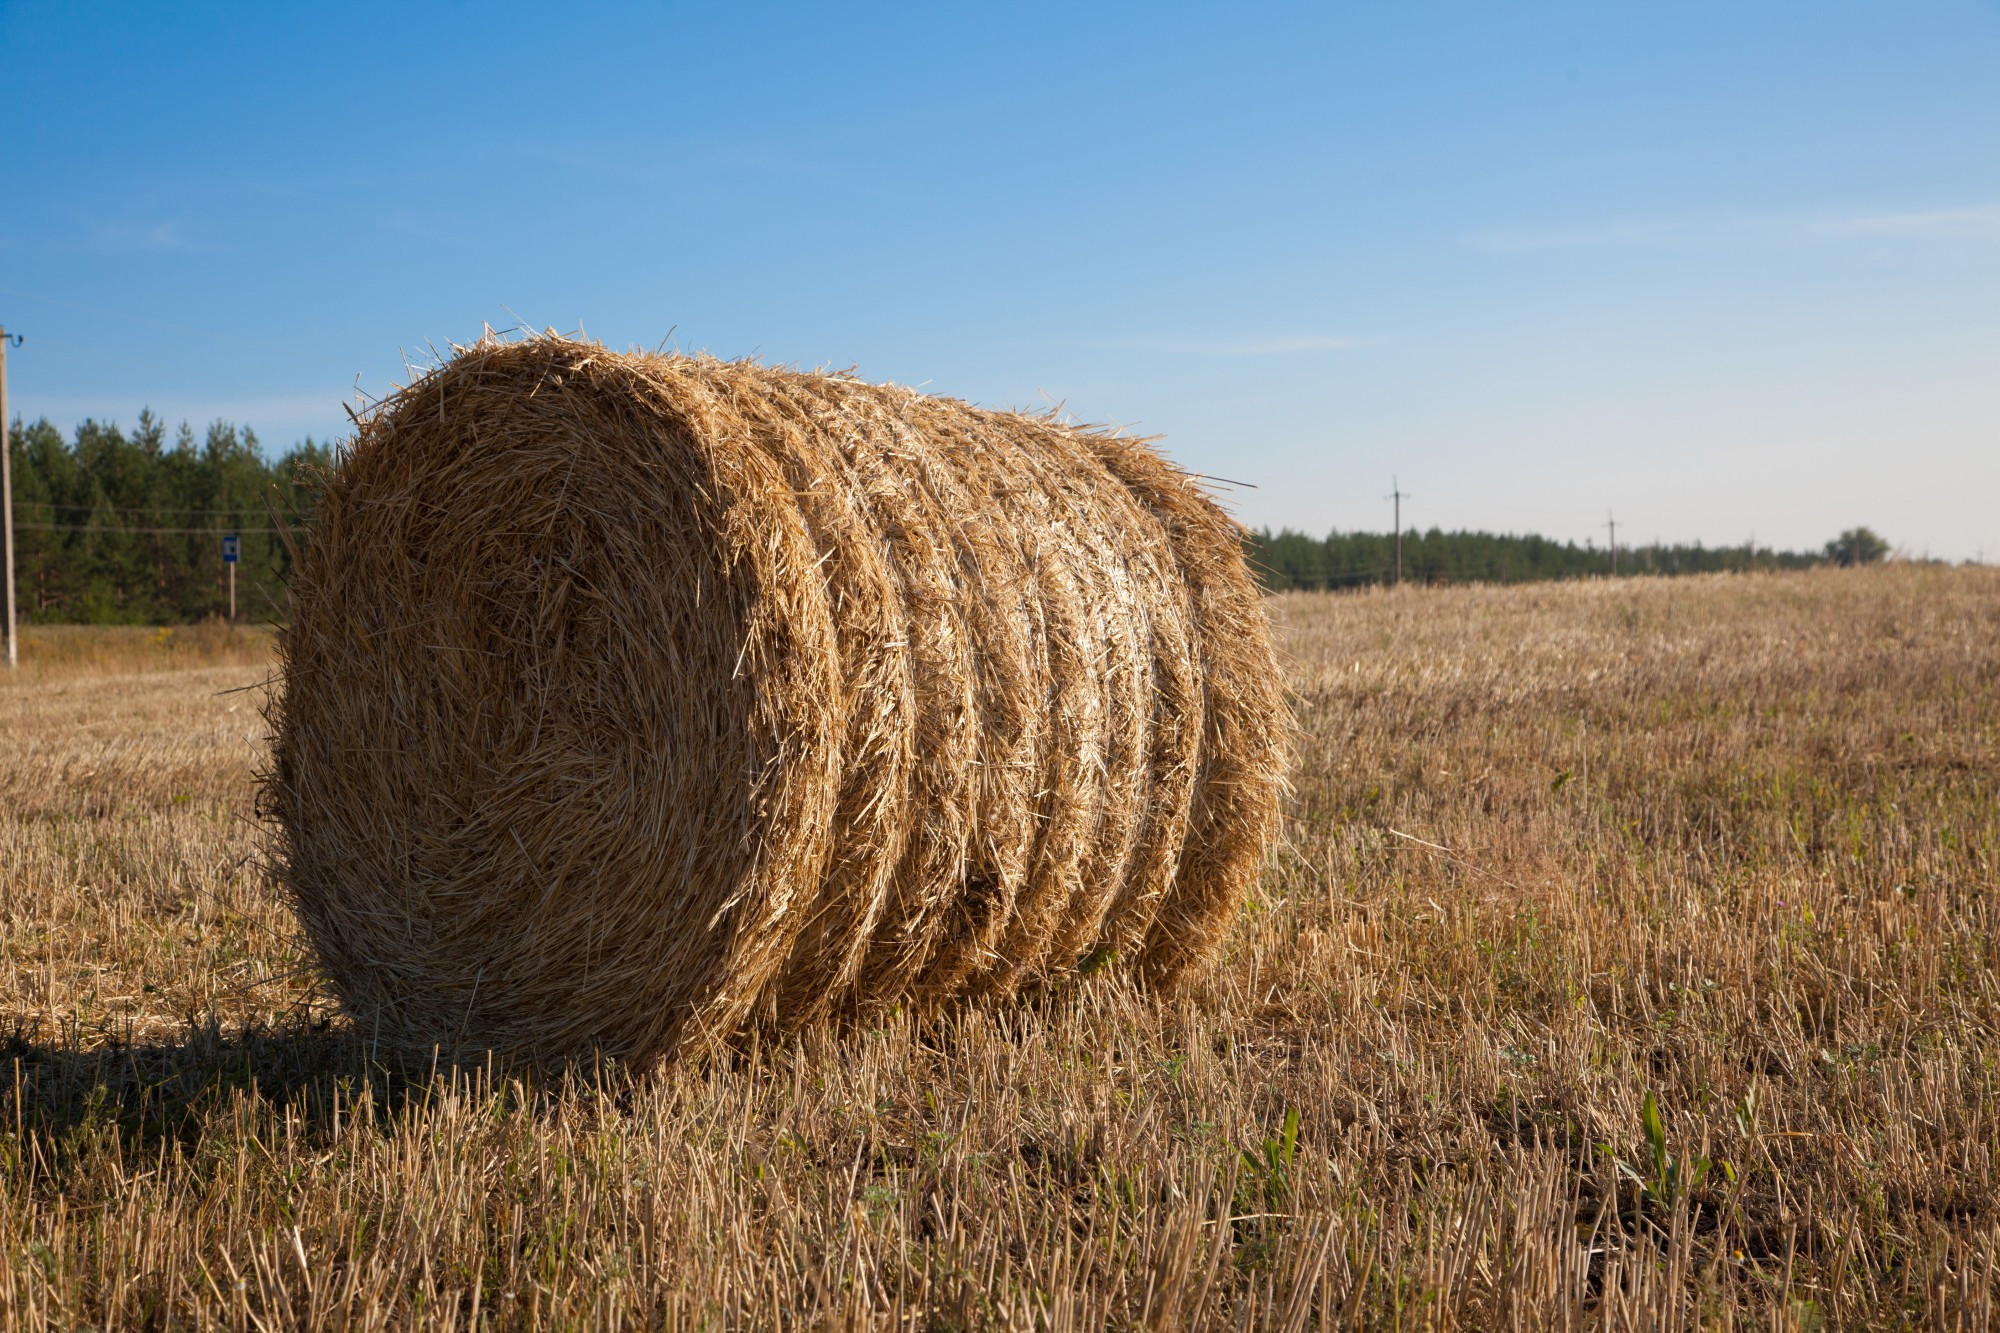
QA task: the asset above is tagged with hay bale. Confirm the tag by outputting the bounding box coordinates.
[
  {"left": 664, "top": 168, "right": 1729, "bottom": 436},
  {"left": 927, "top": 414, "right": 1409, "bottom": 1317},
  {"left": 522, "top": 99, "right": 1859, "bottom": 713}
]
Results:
[{"left": 267, "top": 335, "right": 1286, "bottom": 1068}]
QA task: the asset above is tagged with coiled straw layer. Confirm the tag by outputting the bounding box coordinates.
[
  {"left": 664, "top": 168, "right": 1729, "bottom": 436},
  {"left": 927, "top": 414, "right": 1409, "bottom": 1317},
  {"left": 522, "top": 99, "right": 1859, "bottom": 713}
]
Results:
[{"left": 268, "top": 336, "right": 1285, "bottom": 1068}]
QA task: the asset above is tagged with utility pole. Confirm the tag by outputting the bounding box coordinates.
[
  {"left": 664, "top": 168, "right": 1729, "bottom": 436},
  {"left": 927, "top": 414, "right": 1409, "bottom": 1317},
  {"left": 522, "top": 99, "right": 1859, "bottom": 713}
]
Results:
[
  {"left": 222, "top": 532, "right": 240, "bottom": 622},
  {"left": 1603, "top": 510, "right": 1619, "bottom": 577},
  {"left": 1386, "top": 476, "right": 1410, "bottom": 586},
  {"left": 1, "top": 326, "right": 20, "bottom": 669}
]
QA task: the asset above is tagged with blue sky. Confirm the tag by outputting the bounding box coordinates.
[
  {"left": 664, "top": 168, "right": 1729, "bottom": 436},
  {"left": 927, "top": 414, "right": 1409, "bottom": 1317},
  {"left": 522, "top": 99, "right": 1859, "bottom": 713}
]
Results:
[{"left": 3, "top": 1, "right": 1996, "bottom": 558}]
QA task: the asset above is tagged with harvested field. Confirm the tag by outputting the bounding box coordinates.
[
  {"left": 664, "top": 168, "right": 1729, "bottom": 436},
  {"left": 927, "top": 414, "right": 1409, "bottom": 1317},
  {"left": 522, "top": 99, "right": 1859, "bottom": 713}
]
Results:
[{"left": 2, "top": 565, "right": 1997, "bottom": 1328}]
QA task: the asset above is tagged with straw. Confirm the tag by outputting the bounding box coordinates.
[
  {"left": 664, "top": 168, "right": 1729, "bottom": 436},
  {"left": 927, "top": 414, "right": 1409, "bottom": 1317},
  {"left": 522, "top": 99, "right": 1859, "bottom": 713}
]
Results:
[{"left": 266, "top": 334, "right": 1286, "bottom": 1068}]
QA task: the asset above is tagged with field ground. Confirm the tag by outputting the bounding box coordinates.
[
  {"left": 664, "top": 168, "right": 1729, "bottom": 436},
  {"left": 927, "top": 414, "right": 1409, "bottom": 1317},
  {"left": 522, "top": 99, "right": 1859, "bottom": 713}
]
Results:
[{"left": 2, "top": 566, "right": 1996, "bottom": 1329}]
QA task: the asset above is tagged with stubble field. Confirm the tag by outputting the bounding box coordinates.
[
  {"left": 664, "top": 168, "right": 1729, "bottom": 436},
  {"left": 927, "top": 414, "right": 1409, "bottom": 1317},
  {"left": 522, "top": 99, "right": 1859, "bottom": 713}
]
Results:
[{"left": 2, "top": 566, "right": 1996, "bottom": 1329}]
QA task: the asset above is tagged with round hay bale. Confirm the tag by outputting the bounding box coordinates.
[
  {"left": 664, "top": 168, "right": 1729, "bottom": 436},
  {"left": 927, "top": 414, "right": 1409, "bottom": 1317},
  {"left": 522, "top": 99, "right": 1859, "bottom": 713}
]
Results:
[{"left": 267, "top": 335, "right": 1285, "bottom": 1068}]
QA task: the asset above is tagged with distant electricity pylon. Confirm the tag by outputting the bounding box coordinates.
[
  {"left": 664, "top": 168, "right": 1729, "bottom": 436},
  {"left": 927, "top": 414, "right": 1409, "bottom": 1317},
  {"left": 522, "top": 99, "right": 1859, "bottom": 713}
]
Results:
[
  {"left": 1603, "top": 510, "right": 1619, "bottom": 577},
  {"left": 1386, "top": 476, "right": 1410, "bottom": 586}
]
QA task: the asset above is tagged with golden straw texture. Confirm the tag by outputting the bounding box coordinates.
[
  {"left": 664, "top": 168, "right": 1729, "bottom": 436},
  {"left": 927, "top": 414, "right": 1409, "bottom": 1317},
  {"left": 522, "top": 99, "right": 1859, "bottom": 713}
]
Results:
[{"left": 267, "top": 336, "right": 1286, "bottom": 1068}]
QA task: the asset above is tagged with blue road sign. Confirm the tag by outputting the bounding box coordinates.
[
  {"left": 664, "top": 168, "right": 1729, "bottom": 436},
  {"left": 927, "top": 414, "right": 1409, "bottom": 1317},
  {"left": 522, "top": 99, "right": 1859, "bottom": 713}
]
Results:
[{"left": 222, "top": 533, "right": 240, "bottom": 564}]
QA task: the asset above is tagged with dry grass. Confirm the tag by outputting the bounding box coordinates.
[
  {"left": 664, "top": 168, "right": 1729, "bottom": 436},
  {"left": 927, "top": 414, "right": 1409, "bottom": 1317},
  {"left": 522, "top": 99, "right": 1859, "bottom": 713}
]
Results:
[
  {"left": 1, "top": 623, "right": 272, "bottom": 683},
  {"left": 2, "top": 564, "right": 1996, "bottom": 1328}
]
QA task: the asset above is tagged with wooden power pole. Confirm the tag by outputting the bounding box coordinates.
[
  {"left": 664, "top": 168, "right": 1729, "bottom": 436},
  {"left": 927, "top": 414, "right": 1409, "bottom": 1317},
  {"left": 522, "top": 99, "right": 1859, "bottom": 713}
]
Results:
[
  {"left": 1604, "top": 510, "right": 1619, "bottom": 577},
  {"left": 1, "top": 326, "right": 19, "bottom": 669},
  {"left": 1387, "top": 476, "right": 1410, "bottom": 586}
]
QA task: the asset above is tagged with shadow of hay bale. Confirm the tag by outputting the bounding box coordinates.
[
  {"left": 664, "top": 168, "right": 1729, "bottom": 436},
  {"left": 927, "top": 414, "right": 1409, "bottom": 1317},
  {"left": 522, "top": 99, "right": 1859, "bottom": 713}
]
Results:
[
  {"left": 0, "top": 1017, "right": 427, "bottom": 1169},
  {"left": 0, "top": 1015, "right": 655, "bottom": 1181},
  {"left": 266, "top": 335, "right": 1287, "bottom": 1070}
]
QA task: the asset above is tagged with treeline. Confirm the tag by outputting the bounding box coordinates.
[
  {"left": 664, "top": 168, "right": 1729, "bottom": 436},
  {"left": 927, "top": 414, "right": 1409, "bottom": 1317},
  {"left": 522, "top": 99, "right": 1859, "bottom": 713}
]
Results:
[
  {"left": 6, "top": 414, "right": 328, "bottom": 624},
  {"left": 1, "top": 411, "right": 1899, "bottom": 621},
  {"left": 1248, "top": 527, "right": 1833, "bottom": 592}
]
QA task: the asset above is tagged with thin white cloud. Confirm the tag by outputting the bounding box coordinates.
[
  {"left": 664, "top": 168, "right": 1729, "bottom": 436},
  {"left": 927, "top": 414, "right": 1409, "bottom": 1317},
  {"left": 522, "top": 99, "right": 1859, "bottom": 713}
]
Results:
[
  {"left": 1465, "top": 202, "right": 2000, "bottom": 253},
  {"left": 1080, "top": 333, "right": 1361, "bottom": 356},
  {"left": 508, "top": 137, "right": 843, "bottom": 187},
  {"left": 24, "top": 393, "right": 351, "bottom": 441},
  {"left": 85, "top": 220, "right": 220, "bottom": 255},
  {"left": 1809, "top": 203, "right": 2000, "bottom": 240},
  {"left": 1465, "top": 219, "right": 1721, "bottom": 252}
]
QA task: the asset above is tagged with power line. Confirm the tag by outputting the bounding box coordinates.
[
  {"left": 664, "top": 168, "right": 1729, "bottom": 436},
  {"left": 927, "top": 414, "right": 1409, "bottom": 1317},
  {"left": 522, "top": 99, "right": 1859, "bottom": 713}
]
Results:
[
  {"left": 13, "top": 523, "right": 284, "bottom": 535},
  {"left": 15, "top": 500, "right": 294, "bottom": 518}
]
